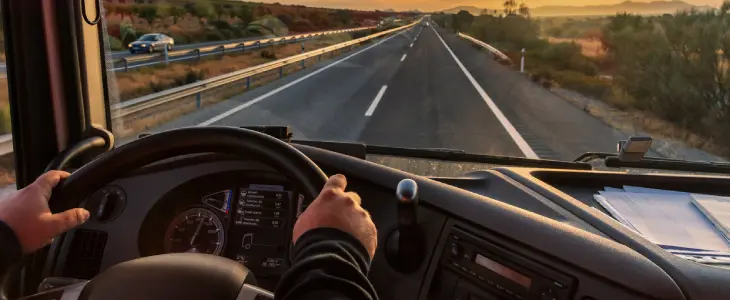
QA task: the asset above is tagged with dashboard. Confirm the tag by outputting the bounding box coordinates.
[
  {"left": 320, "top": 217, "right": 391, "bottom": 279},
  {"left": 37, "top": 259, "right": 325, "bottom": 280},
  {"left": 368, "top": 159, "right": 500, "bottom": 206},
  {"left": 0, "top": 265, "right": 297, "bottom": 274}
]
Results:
[{"left": 45, "top": 143, "right": 730, "bottom": 300}]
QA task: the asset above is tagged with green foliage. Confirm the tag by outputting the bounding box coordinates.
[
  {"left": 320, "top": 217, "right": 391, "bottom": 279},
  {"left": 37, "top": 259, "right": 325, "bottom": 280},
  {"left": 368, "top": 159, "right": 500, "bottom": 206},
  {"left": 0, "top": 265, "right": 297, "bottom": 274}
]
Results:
[
  {"left": 120, "top": 22, "right": 137, "bottom": 45},
  {"left": 108, "top": 36, "right": 124, "bottom": 51},
  {"left": 168, "top": 6, "right": 187, "bottom": 24},
  {"left": 452, "top": 11, "right": 474, "bottom": 33},
  {"left": 334, "top": 10, "right": 352, "bottom": 26},
  {"left": 209, "top": 20, "right": 232, "bottom": 30},
  {"left": 190, "top": 0, "right": 214, "bottom": 23},
  {"left": 138, "top": 4, "right": 158, "bottom": 24},
  {"left": 234, "top": 5, "right": 254, "bottom": 26}
]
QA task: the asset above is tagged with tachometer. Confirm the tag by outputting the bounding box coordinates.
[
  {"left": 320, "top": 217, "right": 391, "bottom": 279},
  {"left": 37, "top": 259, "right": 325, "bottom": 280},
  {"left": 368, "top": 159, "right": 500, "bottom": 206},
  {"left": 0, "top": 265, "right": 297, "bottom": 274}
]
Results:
[{"left": 164, "top": 208, "right": 225, "bottom": 255}]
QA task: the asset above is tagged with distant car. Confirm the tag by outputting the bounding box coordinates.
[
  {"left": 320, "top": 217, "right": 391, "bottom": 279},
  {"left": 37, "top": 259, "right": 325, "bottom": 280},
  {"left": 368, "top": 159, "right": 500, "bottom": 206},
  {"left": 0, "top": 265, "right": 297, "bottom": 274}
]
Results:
[
  {"left": 128, "top": 33, "right": 175, "bottom": 54},
  {"left": 423, "top": 22, "right": 430, "bottom": 27}
]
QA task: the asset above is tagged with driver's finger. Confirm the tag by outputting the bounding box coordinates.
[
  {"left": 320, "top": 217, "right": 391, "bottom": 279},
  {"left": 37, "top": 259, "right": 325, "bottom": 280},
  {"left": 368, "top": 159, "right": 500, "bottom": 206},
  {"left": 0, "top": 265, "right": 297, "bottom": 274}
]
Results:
[
  {"left": 345, "top": 192, "right": 362, "bottom": 206},
  {"left": 44, "top": 208, "right": 90, "bottom": 236},
  {"left": 322, "top": 174, "right": 347, "bottom": 192},
  {"left": 33, "top": 171, "right": 71, "bottom": 201}
]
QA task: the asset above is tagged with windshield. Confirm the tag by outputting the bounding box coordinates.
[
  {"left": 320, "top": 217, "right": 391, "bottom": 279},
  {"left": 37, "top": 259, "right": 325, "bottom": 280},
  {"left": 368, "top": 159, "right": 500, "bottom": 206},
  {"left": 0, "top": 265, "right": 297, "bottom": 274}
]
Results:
[
  {"left": 136, "top": 34, "right": 158, "bottom": 42},
  {"left": 99, "top": 0, "right": 729, "bottom": 166}
]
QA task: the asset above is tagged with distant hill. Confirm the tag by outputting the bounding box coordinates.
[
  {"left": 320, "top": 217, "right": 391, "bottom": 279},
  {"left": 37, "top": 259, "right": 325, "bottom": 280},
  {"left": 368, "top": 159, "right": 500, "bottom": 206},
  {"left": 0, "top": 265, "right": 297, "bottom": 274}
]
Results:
[{"left": 442, "top": 1, "right": 714, "bottom": 17}]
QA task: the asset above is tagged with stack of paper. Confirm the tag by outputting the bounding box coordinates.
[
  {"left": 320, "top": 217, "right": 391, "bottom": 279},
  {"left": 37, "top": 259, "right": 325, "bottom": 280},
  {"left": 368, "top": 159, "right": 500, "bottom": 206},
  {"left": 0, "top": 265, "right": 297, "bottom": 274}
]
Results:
[{"left": 593, "top": 186, "right": 730, "bottom": 263}]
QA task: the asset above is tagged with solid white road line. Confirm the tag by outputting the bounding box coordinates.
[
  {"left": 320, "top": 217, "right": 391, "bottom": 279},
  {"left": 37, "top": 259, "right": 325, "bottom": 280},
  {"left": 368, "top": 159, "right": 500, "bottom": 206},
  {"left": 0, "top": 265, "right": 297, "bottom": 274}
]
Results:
[
  {"left": 401, "top": 54, "right": 407, "bottom": 62},
  {"left": 429, "top": 26, "right": 539, "bottom": 159},
  {"left": 365, "top": 85, "right": 388, "bottom": 116},
  {"left": 199, "top": 28, "right": 414, "bottom": 126}
]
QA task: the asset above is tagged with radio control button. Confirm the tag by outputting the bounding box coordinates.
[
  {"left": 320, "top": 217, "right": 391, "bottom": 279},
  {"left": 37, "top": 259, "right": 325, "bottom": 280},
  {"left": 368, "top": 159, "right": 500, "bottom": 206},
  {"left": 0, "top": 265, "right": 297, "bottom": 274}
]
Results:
[{"left": 449, "top": 243, "right": 463, "bottom": 258}]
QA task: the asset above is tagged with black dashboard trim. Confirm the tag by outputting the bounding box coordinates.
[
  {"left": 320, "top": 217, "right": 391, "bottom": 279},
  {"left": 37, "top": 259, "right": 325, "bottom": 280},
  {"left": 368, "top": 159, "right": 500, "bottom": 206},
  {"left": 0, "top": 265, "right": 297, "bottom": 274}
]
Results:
[
  {"left": 294, "top": 144, "right": 684, "bottom": 300},
  {"left": 496, "top": 167, "right": 730, "bottom": 300}
]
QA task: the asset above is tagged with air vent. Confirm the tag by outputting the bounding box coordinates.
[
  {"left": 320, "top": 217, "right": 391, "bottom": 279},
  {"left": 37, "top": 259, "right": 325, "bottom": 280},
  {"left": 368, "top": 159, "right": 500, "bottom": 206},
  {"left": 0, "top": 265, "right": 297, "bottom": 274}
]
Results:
[{"left": 62, "top": 229, "right": 107, "bottom": 279}]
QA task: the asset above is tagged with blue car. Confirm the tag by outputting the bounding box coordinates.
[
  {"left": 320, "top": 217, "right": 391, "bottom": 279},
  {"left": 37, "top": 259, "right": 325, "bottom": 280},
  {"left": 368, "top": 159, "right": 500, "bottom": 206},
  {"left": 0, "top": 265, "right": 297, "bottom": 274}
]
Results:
[{"left": 128, "top": 33, "right": 175, "bottom": 54}]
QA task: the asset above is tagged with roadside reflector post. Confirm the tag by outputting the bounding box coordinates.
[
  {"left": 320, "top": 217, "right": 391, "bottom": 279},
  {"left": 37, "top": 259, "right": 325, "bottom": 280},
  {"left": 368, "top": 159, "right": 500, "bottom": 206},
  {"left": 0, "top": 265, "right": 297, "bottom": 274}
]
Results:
[
  {"left": 164, "top": 45, "right": 170, "bottom": 65},
  {"left": 301, "top": 43, "right": 305, "bottom": 68},
  {"left": 521, "top": 48, "right": 526, "bottom": 73},
  {"left": 122, "top": 58, "right": 128, "bottom": 72}
]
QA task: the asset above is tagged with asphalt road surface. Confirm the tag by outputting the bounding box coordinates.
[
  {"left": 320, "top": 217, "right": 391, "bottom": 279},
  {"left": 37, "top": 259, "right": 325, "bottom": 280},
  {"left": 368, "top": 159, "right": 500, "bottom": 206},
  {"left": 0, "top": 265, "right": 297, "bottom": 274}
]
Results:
[{"left": 132, "top": 22, "right": 648, "bottom": 161}]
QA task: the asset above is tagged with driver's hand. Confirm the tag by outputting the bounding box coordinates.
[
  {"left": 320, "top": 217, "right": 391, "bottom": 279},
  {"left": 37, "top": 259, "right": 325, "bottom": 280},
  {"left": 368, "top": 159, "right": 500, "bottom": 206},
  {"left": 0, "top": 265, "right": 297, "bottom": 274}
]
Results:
[
  {"left": 293, "top": 174, "right": 377, "bottom": 259},
  {"left": 0, "top": 171, "right": 90, "bottom": 253}
]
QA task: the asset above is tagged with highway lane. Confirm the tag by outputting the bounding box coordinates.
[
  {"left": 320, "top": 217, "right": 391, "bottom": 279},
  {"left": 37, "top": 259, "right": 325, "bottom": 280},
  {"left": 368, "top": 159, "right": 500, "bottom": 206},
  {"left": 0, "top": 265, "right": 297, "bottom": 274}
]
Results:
[
  {"left": 129, "top": 22, "right": 648, "bottom": 162},
  {"left": 358, "top": 24, "right": 523, "bottom": 156}
]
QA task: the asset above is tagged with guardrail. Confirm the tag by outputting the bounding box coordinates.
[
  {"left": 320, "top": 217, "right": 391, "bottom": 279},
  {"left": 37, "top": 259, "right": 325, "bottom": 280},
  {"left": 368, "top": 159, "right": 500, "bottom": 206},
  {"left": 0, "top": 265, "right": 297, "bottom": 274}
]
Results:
[
  {"left": 115, "top": 26, "right": 376, "bottom": 71},
  {"left": 457, "top": 32, "right": 511, "bottom": 62},
  {"left": 112, "top": 21, "right": 418, "bottom": 118},
  {"left": 0, "top": 20, "right": 420, "bottom": 157}
]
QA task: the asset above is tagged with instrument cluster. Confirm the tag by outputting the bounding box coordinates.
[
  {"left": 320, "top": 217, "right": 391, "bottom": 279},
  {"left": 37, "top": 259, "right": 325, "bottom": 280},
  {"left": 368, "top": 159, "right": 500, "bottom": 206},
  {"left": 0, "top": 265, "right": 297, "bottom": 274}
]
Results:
[{"left": 138, "top": 170, "right": 305, "bottom": 283}]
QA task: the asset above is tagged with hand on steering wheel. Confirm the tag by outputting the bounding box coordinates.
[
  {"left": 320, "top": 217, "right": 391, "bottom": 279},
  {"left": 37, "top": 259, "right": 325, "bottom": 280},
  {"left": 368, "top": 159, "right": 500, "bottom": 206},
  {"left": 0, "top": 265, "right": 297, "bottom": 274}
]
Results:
[
  {"left": 293, "top": 174, "right": 377, "bottom": 259},
  {"left": 0, "top": 171, "right": 90, "bottom": 253}
]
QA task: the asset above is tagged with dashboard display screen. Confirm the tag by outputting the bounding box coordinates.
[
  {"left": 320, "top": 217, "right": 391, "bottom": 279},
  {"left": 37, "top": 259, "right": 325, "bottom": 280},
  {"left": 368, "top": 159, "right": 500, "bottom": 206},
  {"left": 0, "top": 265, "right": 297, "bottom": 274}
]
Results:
[
  {"left": 227, "top": 184, "right": 292, "bottom": 275},
  {"left": 474, "top": 254, "right": 532, "bottom": 288}
]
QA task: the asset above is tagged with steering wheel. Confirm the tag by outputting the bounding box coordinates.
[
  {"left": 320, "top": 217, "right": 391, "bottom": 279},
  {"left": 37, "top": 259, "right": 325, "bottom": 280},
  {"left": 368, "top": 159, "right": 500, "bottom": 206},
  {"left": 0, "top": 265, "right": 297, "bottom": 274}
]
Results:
[{"left": 41, "top": 126, "right": 328, "bottom": 300}]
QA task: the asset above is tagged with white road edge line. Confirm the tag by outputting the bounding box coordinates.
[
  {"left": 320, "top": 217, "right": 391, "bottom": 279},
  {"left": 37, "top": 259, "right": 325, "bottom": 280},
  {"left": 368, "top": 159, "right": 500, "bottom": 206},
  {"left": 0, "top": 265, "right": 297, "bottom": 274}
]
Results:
[
  {"left": 429, "top": 26, "right": 539, "bottom": 159},
  {"left": 365, "top": 85, "right": 388, "bottom": 116},
  {"left": 199, "top": 28, "right": 413, "bottom": 126},
  {"left": 400, "top": 54, "right": 407, "bottom": 62}
]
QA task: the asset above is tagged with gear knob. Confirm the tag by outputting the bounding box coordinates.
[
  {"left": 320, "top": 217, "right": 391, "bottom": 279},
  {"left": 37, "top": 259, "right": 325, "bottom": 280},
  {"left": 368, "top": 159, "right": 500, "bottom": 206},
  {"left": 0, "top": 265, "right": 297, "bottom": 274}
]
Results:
[
  {"left": 386, "top": 179, "right": 424, "bottom": 273},
  {"left": 396, "top": 179, "right": 419, "bottom": 227}
]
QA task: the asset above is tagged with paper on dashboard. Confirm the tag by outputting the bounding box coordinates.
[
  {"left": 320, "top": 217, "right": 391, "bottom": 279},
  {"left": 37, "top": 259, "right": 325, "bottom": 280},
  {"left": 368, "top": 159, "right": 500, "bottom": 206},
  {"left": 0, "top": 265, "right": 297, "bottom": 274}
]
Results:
[{"left": 596, "top": 191, "right": 730, "bottom": 252}]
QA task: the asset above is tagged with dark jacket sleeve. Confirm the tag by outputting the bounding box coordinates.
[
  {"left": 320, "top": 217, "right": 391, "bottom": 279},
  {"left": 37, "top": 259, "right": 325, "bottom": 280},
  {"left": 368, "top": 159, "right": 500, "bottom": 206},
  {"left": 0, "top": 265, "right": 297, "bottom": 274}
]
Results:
[
  {"left": 0, "top": 220, "right": 22, "bottom": 275},
  {"left": 275, "top": 227, "right": 378, "bottom": 300}
]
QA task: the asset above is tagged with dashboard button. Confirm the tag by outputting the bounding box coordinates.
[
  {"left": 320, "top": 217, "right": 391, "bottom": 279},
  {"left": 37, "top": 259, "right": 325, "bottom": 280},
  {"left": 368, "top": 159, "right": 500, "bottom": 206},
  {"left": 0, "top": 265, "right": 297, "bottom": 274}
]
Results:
[{"left": 450, "top": 243, "right": 463, "bottom": 258}]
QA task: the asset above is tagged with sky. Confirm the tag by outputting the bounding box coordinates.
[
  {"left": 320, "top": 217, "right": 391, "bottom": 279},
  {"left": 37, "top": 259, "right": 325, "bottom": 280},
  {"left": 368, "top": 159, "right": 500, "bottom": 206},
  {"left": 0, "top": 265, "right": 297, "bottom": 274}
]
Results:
[{"left": 254, "top": 0, "right": 724, "bottom": 11}]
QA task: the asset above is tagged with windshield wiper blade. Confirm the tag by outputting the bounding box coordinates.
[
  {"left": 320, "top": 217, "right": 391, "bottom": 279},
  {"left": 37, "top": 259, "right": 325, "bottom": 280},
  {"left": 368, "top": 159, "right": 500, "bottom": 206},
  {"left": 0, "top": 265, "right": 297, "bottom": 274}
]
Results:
[
  {"left": 605, "top": 157, "right": 730, "bottom": 174},
  {"left": 292, "top": 140, "right": 591, "bottom": 170},
  {"left": 364, "top": 145, "right": 592, "bottom": 170}
]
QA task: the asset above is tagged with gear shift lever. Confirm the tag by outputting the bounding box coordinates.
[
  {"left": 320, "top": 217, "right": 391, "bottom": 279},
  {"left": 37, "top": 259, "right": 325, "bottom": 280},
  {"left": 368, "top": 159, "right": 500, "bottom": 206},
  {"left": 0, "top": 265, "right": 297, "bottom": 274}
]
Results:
[{"left": 385, "top": 179, "right": 425, "bottom": 273}]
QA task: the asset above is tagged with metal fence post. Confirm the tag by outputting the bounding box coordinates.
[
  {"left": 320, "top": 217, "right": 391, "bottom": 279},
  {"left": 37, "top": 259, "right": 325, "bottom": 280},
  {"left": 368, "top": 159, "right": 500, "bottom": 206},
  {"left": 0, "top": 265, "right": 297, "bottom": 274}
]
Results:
[
  {"left": 300, "top": 43, "right": 305, "bottom": 68},
  {"left": 279, "top": 67, "right": 284, "bottom": 78},
  {"left": 196, "top": 49, "right": 201, "bottom": 61},
  {"left": 164, "top": 45, "right": 170, "bottom": 65},
  {"left": 246, "top": 77, "right": 251, "bottom": 89},
  {"left": 196, "top": 91, "right": 202, "bottom": 108},
  {"left": 123, "top": 58, "right": 128, "bottom": 72}
]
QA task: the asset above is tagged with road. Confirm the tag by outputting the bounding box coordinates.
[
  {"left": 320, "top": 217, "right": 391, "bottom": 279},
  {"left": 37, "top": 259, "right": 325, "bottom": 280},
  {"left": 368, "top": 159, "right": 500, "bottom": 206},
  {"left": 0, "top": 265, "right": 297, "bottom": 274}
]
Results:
[{"left": 129, "top": 23, "right": 650, "bottom": 161}]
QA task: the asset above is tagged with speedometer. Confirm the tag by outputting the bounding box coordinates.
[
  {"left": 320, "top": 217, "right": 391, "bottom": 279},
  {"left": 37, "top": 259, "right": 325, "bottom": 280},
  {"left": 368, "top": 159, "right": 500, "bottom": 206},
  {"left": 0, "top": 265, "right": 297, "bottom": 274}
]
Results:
[{"left": 164, "top": 208, "right": 225, "bottom": 255}]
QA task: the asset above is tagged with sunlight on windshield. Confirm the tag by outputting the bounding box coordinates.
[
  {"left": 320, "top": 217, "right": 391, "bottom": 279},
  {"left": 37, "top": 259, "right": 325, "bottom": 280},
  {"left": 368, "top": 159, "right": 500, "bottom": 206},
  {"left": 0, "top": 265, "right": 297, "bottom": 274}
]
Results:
[{"left": 97, "top": 0, "right": 729, "bottom": 166}]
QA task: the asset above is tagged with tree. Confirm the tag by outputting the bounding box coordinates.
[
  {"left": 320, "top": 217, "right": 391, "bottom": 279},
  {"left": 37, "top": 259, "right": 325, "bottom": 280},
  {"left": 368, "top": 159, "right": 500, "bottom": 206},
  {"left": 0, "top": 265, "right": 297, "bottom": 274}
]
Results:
[
  {"left": 452, "top": 10, "right": 474, "bottom": 33},
  {"left": 518, "top": 2, "right": 530, "bottom": 18},
  {"left": 138, "top": 4, "right": 158, "bottom": 25},
  {"left": 191, "top": 0, "right": 214, "bottom": 24},
  {"left": 169, "top": 6, "right": 186, "bottom": 24},
  {"left": 503, "top": 0, "right": 517, "bottom": 15},
  {"left": 213, "top": 4, "right": 230, "bottom": 20},
  {"left": 234, "top": 5, "right": 253, "bottom": 25},
  {"left": 335, "top": 10, "right": 352, "bottom": 26}
]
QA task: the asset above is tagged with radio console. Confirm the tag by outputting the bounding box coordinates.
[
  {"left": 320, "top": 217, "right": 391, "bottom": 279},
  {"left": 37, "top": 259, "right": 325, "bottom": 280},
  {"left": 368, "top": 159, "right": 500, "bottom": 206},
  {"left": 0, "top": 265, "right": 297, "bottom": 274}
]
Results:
[{"left": 440, "top": 228, "right": 576, "bottom": 300}]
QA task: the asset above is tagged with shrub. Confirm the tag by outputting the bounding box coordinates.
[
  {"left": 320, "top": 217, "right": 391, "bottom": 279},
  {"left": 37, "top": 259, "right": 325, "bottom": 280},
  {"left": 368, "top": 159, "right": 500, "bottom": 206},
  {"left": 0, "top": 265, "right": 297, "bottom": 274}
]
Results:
[
  {"left": 108, "top": 36, "right": 124, "bottom": 51},
  {"left": 261, "top": 50, "right": 277, "bottom": 59},
  {"left": 209, "top": 20, "right": 232, "bottom": 30},
  {"left": 552, "top": 70, "right": 610, "bottom": 99},
  {"left": 173, "top": 69, "right": 206, "bottom": 86},
  {"left": 219, "top": 29, "right": 234, "bottom": 39},
  {"left": 205, "top": 30, "right": 226, "bottom": 41}
]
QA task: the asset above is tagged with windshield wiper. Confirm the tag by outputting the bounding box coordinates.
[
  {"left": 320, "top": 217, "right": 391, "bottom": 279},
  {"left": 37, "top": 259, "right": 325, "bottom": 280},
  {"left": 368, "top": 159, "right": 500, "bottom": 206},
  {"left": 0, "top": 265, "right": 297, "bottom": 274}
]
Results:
[{"left": 293, "top": 140, "right": 592, "bottom": 170}]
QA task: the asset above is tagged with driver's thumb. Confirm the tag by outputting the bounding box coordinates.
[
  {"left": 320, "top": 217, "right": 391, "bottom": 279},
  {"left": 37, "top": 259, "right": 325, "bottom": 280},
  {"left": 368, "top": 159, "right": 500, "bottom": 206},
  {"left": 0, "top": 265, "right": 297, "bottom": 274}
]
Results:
[{"left": 46, "top": 208, "right": 91, "bottom": 235}]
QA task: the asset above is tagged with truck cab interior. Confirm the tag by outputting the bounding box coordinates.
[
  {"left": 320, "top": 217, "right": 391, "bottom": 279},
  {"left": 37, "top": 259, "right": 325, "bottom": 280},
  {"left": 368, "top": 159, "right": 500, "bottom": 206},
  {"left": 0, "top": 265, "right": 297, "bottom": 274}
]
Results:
[{"left": 2, "top": 1, "right": 730, "bottom": 300}]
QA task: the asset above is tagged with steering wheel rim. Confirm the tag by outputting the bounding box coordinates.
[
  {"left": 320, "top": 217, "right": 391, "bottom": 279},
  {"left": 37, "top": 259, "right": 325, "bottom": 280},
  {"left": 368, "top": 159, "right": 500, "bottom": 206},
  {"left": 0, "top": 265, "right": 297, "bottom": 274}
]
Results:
[{"left": 44, "top": 126, "right": 328, "bottom": 280}]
